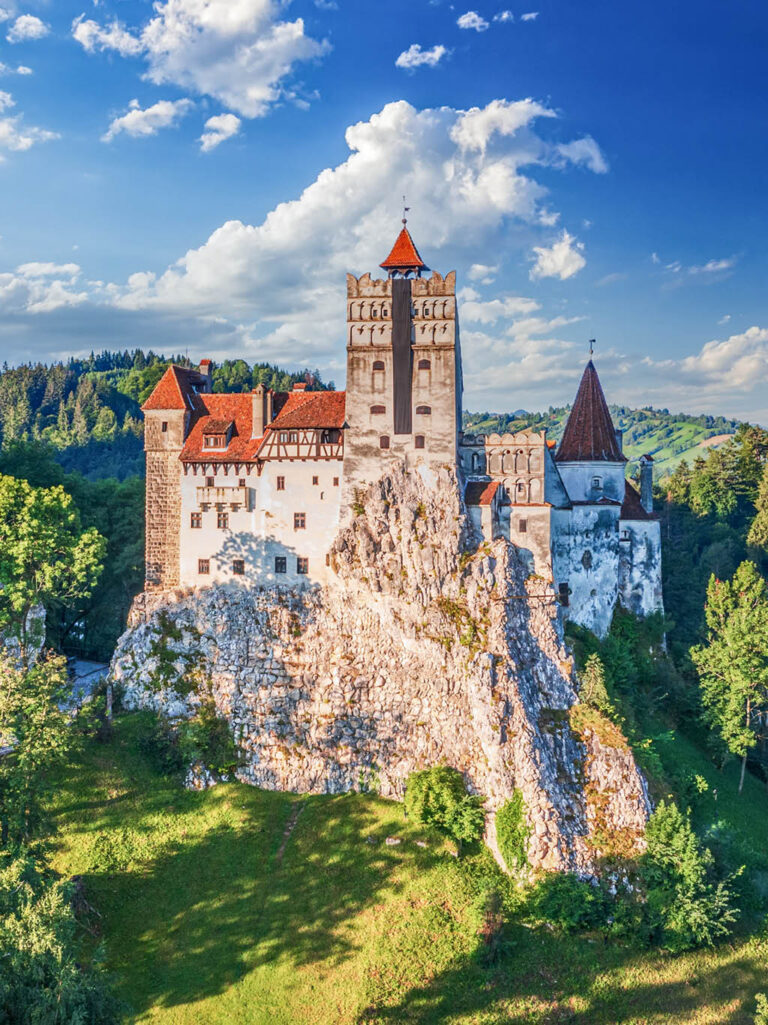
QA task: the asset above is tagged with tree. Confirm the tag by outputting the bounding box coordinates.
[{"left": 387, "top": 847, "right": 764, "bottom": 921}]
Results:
[
  {"left": 691, "top": 561, "right": 768, "bottom": 792},
  {"left": 404, "top": 766, "right": 485, "bottom": 847},
  {"left": 580, "top": 653, "right": 612, "bottom": 713},
  {"left": 747, "top": 461, "right": 768, "bottom": 551},
  {"left": 0, "top": 653, "right": 75, "bottom": 847},
  {"left": 0, "top": 474, "right": 106, "bottom": 656}
]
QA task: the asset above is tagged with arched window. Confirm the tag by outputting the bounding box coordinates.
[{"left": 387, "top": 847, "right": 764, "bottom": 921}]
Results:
[
  {"left": 379, "top": 435, "right": 390, "bottom": 449},
  {"left": 370, "top": 405, "right": 385, "bottom": 415},
  {"left": 471, "top": 452, "right": 480, "bottom": 472},
  {"left": 418, "top": 359, "right": 431, "bottom": 370},
  {"left": 415, "top": 405, "right": 432, "bottom": 415},
  {"left": 414, "top": 435, "right": 425, "bottom": 449},
  {"left": 372, "top": 360, "right": 385, "bottom": 371}
]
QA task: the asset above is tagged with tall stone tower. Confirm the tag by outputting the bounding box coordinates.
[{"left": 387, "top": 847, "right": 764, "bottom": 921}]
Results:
[
  {"left": 142, "top": 361, "right": 212, "bottom": 589},
  {"left": 343, "top": 224, "right": 463, "bottom": 496}
]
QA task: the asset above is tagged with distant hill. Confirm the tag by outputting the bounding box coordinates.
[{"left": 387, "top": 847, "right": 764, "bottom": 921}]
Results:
[{"left": 464, "top": 405, "right": 742, "bottom": 478}]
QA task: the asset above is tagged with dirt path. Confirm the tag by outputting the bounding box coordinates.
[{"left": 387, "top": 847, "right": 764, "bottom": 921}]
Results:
[{"left": 275, "top": 802, "right": 304, "bottom": 866}]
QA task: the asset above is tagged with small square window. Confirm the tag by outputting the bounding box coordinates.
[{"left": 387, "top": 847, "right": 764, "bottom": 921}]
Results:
[
  {"left": 312, "top": 475, "right": 319, "bottom": 486},
  {"left": 414, "top": 435, "right": 425, "bottom": 450},
  {"left": 217, "top": 511, "right": 229, "bottom": 529},
  {"left": 519, "top": 519, "right": 527, "bottom": 533},
  {"left": 190, "top": 512, "right": 202, "bottom": 529},
  {"left": 274, "top": 556, "right": 287, "bottom": 574},
  {"left": 238, "top": 478, "right": 246, "bottom": 487},
  {"left": 161, "top": 421, "right": 168, "bottom": 433},
  {"left": 294, "top": 512, "right": 306, "bottom": 529},
  {"left": 333, "top": 477, "right": 339, "bottom": 487},
  {"left": 198, "top": 559, "right": 210, "bottom": 575},
  {"left": 592, "top": 477, "right": 602, "bottom": 489},
  {"left": 206, "top": 476, "right": 214, "bottom": 487},
  {"left": 276, "top": 476, "right": 285, "bottom": 491},
  {"left": 232, "top": 559, "right": 245, "bottom": 575},
  {"left": 297, "top": 557, "right": 309, "bottom": 575}
]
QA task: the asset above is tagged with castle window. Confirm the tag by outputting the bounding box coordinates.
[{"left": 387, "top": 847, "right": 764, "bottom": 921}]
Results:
[
  {"left": 294, "top": 512, "right": 306, "bottom": 529},
  {"left": 372, "top": 309, "right": 379, "bottom": 318},
  {"left": 206, "top": 476, "right": 214, "bottom": 487},
  {"left": 190, "top": 513, "right": 202, "bottom": 529},
  {"left": 276, "top": 476, "right": 285, "bottom": 491},
  {"left": 204, "top": 434, "right": 227, "bottom": 450},
  {"left": 297, "top": 557, "right": 309, "bottom": 575},
  {"left": 592, "top": 476, "right": 602, "bottom": 490},
  {"left": 312, "top": 475, "right": 319, "bottom": 486},
  {"left": 161, "top": 421, "right": 168, "bottom": 432},
  {"left": 370, "top": 405, "right": 386, "bottom": 415},
  {"left": 416, "top": 405, "right": 431, "bottom": 415},
  {"left": 379, "top": 435, "right": 390, "bottom": 449},
  {"left": 620, "top": 529, "right": 630, "bottom": 542},
  {"left": 198, "top": 559, "right": 210, "bottom": 575},
  {"left": 415, "top": 435, "right": 425, "bottom": 450},
  {"left": 217, "top": 511, "right": 229, "bottom": 529},
  {"left": 558, "top": 582, "right": 570, "bottom": 607},
  {"left": 238, "top": 478, "right": 246, "bottom": 487},
  {"left": 418, "top": 359, "right": 431, "bottom": 370},
  {"left": 275, "top": 556, "right": 286, "bottom": 574},
  {"left": 279, "top": 431, "right": 299, "bottom": 444},
  {"left": 372, "top": 360, "right": 385, "bottom": 371},
  {"left": 321, "top": 429, "right": 339, "bottom": 444},
  {"left": 232, "top": 559, "right": 245, "bottom": 575},
  {"left": 519, "top": 519, "right": 527, "bottom": 533},
  {"left": 333, "top": 477, "right": 339, "bottom": 486}
]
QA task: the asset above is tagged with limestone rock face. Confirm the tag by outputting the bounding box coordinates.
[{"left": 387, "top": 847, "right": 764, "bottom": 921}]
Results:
[{"left": 111, "top": 465, "right": 650, "bottom": 874}]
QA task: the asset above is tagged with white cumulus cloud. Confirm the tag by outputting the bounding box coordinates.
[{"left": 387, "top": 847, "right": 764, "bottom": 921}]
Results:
[
  {"left": 457, "top": 11, "right": 489, "bottom": 31},
  {"left": 102, "top": 98, "right": 194, "bottom": 142},
  {"left": 6, "top": 14, "right": 48, "bottom": 43},
  {"left": 0, "top": 262, "right": 87, "bottom": 313},
  {"left": 395, "top": 43, "right": 449, "bottom": 70},
  {"left": 0, "top": 91, "right": 58, "bottom": 159},
  {"left": 0, "top": 62, "right": 32, "bottom": 75},
  {"left": 557, "top": 135, "right": 609, "bottom": 174},
  {"left": 468, "top": 262, "right": 499, "bottom": 284},
  {"left": 200, "top": 112, "right": 241, "bottom": 151},
  {"left": 529, "top": 229, "right": 586, "bottom": 281},
  {"left": 72, "top": 0, "right": 329, "bottom": 119}
]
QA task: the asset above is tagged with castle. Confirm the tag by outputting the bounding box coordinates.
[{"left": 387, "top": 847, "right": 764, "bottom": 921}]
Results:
[{"left": 142, "top": 225, "right": 662, "bottom": 637}]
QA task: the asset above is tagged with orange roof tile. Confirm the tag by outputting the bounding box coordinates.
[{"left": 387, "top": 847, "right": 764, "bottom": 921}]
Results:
[
  {"left": 267, "top": 391, "right": 346, "bottom": 430},
  {"left": 380, "top": 226, "right": 427, "bottom": 272},
  {"left": 465, "top": 480, "right": 501, "bottom": 507},
  {"left": 142, "top": 365, "right": 208, "bottom": 413}
]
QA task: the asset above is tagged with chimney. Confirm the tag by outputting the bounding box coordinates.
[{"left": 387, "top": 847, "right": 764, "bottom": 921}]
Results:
[
  {"left": 639, "top": 454, "right": 654, "bottom": 513},
  {"left": 198, "top": 358, "right": 213, "bottom": 393},
  {"left": 292, "top": 382, "right": 308, "bottom": 392},
  {"left": 614, "top": 428, "right": 623, "bottom": 454},
  {"left": 252, "top": 384, "right": 273, "bottom": 438}
]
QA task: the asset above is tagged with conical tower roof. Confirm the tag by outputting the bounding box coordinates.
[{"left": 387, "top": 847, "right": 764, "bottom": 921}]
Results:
[
  {"left": 380, "top": 225, "right": 428, "bottom": 275},
  {"left": 556, "top": 360, "right": 626, "bottom": 462}
]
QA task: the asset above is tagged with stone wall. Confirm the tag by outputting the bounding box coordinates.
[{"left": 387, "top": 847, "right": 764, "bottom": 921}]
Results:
[
  {"left": 145, "top": 409, "right": 185, "bottom": 589},
  {"left": 112, "top": 464, "right": 649, "bottom": 875}
]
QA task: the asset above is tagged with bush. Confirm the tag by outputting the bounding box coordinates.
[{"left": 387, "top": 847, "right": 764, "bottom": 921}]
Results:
[
  {"left": 526, "top": 872, "right": 610, "bottom": 932},
  {"left": 137, "top": 712, "right": 185, "bottom": 776},
  {"left": 640, "top": 800, "right": 739, "bottom": 951},
  {"left": 755, "top": 994, "right": 768, "bottom": 1025},
  {"left": 495, "top": 791, "right": 530, "bottom": 870},
  {"left": 178, "top": 698, "right": 240, "bottom": 776},
  {"left": 404, "top": 766, "right": 485, "bottom": 847}
]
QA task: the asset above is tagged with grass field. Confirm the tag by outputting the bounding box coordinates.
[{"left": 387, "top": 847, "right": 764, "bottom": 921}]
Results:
[{"left": 48, "top": 713, "right": 768, "bottom": 1025}]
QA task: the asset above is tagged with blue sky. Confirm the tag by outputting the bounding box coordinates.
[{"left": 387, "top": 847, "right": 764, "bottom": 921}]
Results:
[{"left": 0, "top": 0, "right": 767, "bottom": 419}]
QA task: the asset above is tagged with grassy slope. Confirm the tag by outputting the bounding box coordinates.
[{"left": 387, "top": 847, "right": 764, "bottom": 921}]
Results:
[{"left": 49, "top": 714, "right": 768, "bottom": 1025}]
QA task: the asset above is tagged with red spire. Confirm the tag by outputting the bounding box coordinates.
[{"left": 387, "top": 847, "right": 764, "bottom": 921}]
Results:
[
  {"left": 556, "top": 360, "right": 626, "bottom": 462},
  {"left": 380, "top": 225, "right": 427, "bottom": 274}
]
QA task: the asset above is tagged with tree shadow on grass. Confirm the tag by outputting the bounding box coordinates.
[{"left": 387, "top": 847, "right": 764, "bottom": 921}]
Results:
[
  {"left": 85, "top": 791, "right": 408, "bottom": 1016},
  {"left": 362, "top": 922, "right": 765, "bottom": 1025}
]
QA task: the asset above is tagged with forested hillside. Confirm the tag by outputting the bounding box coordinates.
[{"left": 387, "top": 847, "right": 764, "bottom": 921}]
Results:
[{"left": 465, "top": 405, "right": 741, "bottom": 477}]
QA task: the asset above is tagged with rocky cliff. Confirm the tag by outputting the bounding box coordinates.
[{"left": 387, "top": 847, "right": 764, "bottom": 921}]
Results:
[{"left": 111, "top": 464, "right": 650, "bottom": 874}]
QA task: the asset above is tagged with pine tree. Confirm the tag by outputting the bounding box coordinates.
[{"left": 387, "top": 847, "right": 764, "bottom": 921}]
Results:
[{"left": 747, "top": 461, "right": 768, "bottom": 551}]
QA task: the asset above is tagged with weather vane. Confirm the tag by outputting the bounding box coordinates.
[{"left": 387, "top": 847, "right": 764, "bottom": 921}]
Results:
[
  {"left": 402, "top": 195, "right": 410, "bottom": 225},
  {"left": 589, "top": 338, "right": 596, "bottom": 356}
]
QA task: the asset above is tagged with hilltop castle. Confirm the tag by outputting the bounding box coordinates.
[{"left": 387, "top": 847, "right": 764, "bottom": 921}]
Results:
[{"left": 142, "top": 225, "right": 662, "bottom": 637}]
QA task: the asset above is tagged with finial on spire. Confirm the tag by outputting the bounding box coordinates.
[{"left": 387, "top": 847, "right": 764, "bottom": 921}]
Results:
[
  {"left": 589, "top": 338, "right": 596, "bottom": 356},
  {"left": 402, "top": 195, "right": 410, "bottom": 226}
]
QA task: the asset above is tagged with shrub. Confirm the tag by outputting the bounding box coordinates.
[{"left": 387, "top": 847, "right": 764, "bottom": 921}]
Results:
[
  {"left": 640, "top": 800, "right": 739, "bottom": 951},
  {"left": 178, "top": 698, "right": 240, "bottom": 776},
  {"left": 137, "top": 713, "right": 185, "bottom": 776},
  {"left": 526, "top": 872, "right": 610, "bottom": 932},
  {"left": 495, "top": 791, "right": 530, "bottom": 870},
  {"left": 755, "top": 994, "right": 768, "bottom": 1025},
  {"left": 404, "top": 766, "right": 485, "bottom": 847}
]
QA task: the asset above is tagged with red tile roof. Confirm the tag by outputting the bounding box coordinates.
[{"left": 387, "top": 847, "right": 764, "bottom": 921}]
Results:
[
  {"left": 556, "top": 360, "right": 626, "bottom": 463},
  {"left": 621, "top": 482, "right": 656, "bottom": 521},
  {"left": 465, "top": 480, "right": 501, "bottom": 507},
  {"left": 380, "top": 226, "right": 427, "bottom": 272},
  {"left": 267, "top": 390, "right": 346, "bottom": 430},
  {"left": 202, "top": 418, "right": 233, "bottom": 434},
  {"left": 179, "top": 390, "right": 346, "bottom": 462},
  {"left": 142, "top": 365, "right": 208, "bottom": 413}
]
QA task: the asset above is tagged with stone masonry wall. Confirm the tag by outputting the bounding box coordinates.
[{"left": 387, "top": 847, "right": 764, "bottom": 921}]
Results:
[{"left": 112, "top": 464, "right": 650, "bottom": 875}]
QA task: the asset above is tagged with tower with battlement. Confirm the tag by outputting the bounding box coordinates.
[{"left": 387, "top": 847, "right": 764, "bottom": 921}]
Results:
[{"left": 342, "top": 225, "right": 462, "bottom": 499}]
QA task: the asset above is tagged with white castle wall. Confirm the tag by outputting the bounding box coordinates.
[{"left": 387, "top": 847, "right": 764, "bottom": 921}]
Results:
[{"left": 618, "top": 518, "right": 664, "bottom": 619}]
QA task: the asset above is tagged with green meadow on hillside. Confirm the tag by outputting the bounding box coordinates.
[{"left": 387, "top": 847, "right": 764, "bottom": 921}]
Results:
[{"left": 48, "top": 714, "right": 768, "bottom": 1025}]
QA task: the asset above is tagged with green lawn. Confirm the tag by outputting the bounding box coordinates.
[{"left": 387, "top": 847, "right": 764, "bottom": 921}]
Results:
[{"left": 48, "top": 714, "right": 768, "bottom": 1025}]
